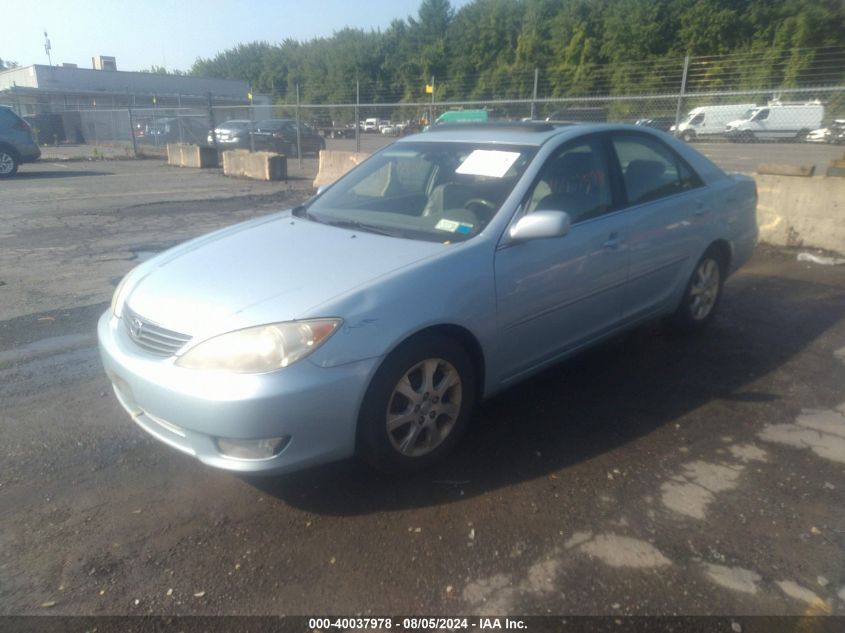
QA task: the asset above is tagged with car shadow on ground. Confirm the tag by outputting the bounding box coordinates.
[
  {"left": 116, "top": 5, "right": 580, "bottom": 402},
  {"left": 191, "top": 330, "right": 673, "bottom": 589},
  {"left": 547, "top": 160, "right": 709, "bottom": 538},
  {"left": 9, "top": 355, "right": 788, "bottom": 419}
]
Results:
[
  {"left": 246, "top": 270, "right": 845, "bottom": 516},
  {"left": 14, "top": 170, "right": 114, "bottom": 179}
]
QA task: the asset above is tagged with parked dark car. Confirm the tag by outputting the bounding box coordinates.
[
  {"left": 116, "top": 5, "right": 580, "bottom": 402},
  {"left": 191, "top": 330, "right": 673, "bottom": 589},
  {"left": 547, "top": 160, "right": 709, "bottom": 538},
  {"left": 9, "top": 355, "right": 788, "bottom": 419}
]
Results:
[
  {"left": 635, "top": 117, "right": 677, "bottom": 132},
  {"left": 137, "top": 117, "right": 209, "bottom": 145},
  {"left": 207, "top": 119, "right": 253, "bottom": 149},
  {"left": 253, "top": 119, "right": 325, "bottom": 157},
  {"left": 0, "top": 105, "right": 41, "bottom": 177}
]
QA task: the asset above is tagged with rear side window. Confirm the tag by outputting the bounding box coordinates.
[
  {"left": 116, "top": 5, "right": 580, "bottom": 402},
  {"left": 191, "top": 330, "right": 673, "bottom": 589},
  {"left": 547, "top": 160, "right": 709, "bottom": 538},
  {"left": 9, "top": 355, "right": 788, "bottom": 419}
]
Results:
[
  {"left": 0, "top": 108, "right": 21, "bottom": 126},
  {"left": 612, "top": 134, "right": 701, "bottom": 205}
]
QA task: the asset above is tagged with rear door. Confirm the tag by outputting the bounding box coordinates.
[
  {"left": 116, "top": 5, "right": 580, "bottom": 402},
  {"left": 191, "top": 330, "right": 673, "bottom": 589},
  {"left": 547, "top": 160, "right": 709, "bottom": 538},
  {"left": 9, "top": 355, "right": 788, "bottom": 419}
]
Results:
[{"left": 609, "top": 132, "right": 707, "bottom": 321}]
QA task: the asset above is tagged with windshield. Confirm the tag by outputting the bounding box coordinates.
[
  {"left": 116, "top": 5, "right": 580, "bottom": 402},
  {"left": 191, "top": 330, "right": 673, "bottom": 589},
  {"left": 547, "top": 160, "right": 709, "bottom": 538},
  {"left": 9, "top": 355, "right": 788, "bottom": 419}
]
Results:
[
  {"left": 256, "top": 120, "right": 291, "bottom": 131},
  {"left": 302, "top": 142, "right": 536, "bottom": 242},
  {"left": 219, "top": 120, "right": 251, "bottom": 129}
]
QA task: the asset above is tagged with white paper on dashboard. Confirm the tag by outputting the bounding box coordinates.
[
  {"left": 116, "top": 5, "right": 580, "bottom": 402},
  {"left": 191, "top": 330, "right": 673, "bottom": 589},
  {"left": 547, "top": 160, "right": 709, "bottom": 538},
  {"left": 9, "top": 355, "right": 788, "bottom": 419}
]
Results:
[{"left": 455, "top": 150, "right": 520, "bottom": 178}]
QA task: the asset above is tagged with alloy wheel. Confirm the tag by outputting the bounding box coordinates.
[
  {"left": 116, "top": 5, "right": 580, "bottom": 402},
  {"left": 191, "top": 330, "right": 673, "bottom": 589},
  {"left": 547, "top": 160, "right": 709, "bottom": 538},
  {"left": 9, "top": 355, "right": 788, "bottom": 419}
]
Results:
[
  {"left": 385, "top": 358, "right": 462, "bottom": 458},
  {"left": 0, "top": 152, "right": 15, "bottom": 175},
  {"left": 689, "top": 258, "right": 720, "bottom": 321}
]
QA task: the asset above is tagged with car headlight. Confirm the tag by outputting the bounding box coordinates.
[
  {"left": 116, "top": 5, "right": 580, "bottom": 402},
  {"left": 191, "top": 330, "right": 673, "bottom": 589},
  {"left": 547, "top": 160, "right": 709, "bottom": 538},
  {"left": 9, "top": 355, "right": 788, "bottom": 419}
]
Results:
[
  {"left": 111, "top": 271, "right": 135, "bottom": 318},
  {"left": 175, "top": 319, "right": 342, "bottom": 373}
]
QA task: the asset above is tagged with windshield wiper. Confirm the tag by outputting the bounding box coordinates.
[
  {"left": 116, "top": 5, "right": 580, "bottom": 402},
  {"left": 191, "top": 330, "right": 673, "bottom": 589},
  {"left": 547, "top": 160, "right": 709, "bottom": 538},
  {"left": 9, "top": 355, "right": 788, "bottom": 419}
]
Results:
[{"left": 321, "top": 218, "right": 405, "bottom": 238}]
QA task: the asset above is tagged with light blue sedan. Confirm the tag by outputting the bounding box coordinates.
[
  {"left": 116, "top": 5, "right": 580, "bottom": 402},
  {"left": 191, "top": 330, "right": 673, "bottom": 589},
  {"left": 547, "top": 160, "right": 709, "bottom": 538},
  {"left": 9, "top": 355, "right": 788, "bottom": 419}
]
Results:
[{"left": 98, "top": 123, "right": 758, "bottom": 474}]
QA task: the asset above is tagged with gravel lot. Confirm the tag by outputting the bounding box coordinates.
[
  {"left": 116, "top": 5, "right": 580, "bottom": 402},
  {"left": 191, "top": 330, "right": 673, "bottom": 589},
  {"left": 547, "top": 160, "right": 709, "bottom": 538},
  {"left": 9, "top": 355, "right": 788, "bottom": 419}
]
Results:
[{"left": 2, "top": 160, "right": 845, "bottom": 618}]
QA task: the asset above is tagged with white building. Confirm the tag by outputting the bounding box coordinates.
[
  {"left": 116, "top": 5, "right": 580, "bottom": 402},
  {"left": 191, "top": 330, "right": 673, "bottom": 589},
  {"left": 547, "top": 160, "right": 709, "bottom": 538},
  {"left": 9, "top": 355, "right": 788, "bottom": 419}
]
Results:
[{"left": 0, "top": 63, "right": 250, "bottom": 115}]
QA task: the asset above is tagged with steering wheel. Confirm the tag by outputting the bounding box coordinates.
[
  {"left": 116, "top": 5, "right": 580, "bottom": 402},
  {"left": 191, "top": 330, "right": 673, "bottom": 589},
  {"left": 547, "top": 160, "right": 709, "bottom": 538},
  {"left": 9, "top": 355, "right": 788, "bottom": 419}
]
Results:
[{"left": 464, "top": 198, "right": 496, "bottom": 212}]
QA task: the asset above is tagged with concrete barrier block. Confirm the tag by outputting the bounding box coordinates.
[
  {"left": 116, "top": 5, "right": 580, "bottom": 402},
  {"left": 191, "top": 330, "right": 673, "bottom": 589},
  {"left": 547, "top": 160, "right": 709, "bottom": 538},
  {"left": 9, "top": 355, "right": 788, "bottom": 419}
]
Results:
[
  {"left": 166, "top": 143, "right": 218, "bottom": 168},
  {"left": 829, "top": 159, "right": 845, "bottom": 169},
  {"left": 166, "top": 143, "right": 181, "bottom": 166},
  {"left": 313, "top": 150, "right": 371, "bottom": 188},
  {"left": 183, "top": 145, "right": 218, "bottom": 168},
  {"left": 222, "top": 150, "right": 287, "bottom": 181},
  {"left": 757, "top": 163, "right": 815, "bottom": 177},
  {"left": 826, "top": 166, "right": 845, "bottom": 178},
  {"left": 756, "top": 174, "right": 845, "bottom": 254}
]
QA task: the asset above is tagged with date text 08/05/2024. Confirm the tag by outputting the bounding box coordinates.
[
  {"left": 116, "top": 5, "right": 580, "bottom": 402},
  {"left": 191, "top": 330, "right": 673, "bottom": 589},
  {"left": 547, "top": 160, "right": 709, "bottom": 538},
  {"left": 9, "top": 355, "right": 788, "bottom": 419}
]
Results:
[{"left": 307, "top": 617, "right": 527, "bottom": 629}]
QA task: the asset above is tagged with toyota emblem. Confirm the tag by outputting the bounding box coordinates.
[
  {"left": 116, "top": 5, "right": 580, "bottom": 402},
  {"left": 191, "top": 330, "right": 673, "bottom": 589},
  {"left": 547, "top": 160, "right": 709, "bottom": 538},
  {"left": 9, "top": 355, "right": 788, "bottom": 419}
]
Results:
[{"left": 129, "top": 317, "right": 144, "bottom": 338}]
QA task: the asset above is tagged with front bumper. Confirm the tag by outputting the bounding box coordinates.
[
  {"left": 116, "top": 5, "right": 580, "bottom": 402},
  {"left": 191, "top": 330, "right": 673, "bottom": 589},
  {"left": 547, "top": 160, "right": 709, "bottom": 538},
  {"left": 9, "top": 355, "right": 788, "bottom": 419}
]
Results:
[{"left": 97, "top": 310, "right": 378, "bottom": 474}]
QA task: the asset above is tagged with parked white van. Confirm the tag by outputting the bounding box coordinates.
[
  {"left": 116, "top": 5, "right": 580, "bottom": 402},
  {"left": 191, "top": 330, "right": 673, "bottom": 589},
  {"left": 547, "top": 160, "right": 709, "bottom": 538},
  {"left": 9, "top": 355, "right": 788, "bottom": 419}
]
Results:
[
  {"left": 672, "top": 104, "right": 756, "bottom": 142},
  {"left": 725, "top": 101, "right": 824, "bottom": 142}
]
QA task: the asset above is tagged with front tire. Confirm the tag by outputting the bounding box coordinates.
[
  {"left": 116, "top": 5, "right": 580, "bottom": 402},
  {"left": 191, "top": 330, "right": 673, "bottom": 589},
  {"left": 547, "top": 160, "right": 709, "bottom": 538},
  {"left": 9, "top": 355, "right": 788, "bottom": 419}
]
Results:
[
  {"left": 357, "top": 334, "right": 476, "bottom": 474},
  {"left": 681, "top": 130, "right": 695, "bottom": 143},
  {"left": 0, "top": 148, "right": 19, "bottom": 178},
  {"left": 670, "top": 249, "right": 725, "bottom": 331}
]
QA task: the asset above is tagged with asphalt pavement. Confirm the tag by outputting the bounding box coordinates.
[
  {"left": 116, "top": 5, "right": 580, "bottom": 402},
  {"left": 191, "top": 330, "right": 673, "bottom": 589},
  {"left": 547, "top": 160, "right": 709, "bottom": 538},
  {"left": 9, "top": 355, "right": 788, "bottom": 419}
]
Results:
[{"left": 2, "top": 160, "right": 845, "bottom": 617}]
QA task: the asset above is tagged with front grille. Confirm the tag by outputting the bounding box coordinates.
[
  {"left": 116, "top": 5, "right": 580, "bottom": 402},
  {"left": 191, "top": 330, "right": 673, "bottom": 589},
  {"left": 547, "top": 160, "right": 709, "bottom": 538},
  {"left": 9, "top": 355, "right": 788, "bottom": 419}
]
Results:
[{"left": 123, "top": 306, "right": 192, "bottom": 357}]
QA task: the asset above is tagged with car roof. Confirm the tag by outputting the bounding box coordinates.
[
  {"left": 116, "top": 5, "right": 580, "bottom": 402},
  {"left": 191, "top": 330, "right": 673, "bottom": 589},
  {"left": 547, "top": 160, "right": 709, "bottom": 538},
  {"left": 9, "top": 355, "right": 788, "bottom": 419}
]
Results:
[{"left": 396, "top": 122, "right": 676, "bottom": 148}]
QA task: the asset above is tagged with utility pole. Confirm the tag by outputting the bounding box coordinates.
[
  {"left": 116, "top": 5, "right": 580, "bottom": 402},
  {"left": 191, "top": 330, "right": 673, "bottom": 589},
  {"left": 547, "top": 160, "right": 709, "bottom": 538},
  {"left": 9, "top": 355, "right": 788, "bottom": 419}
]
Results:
[
  {"left": 355, "top": 80, "right": 360, "bottom": 154},
  {"left": 531, "top": 68, "right": 539, "bottom": 120},
  {"left": 207, "top": 92, "right": 218, "bottom": 150},
  {"left": 248, "top": 88, "right": 255, "bottom": 152},
  {"left": 177, "top": 92, "right": 183, "bottom": 144},
  {"left": 127, "top": 87, "right": 138, "bottom": 158},
  {"left": 43, "top": 31, "right": 52, "bottom": 66},
  {"left": 295, "top": 83, "right": 303, "bottom": 168},
  {"left": 430, "top": 75, "right": 435, "bottom": 124},
  {"left": 674, "top": 55, "right": 690, "bottom": 137}
]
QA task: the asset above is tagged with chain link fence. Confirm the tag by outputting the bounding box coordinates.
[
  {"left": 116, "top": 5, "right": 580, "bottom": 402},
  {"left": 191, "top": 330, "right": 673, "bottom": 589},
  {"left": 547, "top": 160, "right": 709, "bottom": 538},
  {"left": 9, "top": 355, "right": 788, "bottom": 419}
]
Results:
[{"left": 4, "top": 49, "right": 842, "bottom": 166}]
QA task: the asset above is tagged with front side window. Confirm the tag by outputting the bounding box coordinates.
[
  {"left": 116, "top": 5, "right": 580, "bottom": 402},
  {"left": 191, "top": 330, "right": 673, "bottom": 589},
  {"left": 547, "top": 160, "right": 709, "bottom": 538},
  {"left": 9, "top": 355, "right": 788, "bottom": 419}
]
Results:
[
  {"left": 612, "top": 134, "right": 701, "bottom": 205},
  {"left": 752, "top": 108, "right": 769, "bottom": 121},
  {"left": 690, "top": 113, "right": 704, "bottom": 125},
  {"left": 302, "top": 142, "right": 536, "bottom": 242},
  {"left": 524, "top": 138, "right": 613, "bottom": 224}
]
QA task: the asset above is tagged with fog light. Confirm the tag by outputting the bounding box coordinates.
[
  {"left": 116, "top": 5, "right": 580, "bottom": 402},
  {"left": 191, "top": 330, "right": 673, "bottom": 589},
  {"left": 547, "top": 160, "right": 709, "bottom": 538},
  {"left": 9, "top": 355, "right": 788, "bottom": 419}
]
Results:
[{"left": 216, "top": 436, "right": 289, "bottom": 460}]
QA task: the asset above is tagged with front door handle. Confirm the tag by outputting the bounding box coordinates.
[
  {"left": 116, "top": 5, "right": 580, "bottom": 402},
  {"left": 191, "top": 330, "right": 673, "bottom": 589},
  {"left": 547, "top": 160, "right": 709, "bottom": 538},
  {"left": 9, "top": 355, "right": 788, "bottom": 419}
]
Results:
[
  {"left": 603, "top": 233, "right": 623, "bottom": 249},
  {"left": 692, "top": 200, "right": 707, "bottom": 216}
]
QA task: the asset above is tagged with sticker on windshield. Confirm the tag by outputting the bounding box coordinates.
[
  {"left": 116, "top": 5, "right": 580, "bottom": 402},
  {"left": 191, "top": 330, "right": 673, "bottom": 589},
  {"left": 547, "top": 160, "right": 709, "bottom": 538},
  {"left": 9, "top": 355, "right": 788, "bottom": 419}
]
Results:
[
  {"left": 455, "top": 150, "right": 521, "bottom": 178},
  {"left": 435, "top": 219, "right": 474, "bottom": 234}
]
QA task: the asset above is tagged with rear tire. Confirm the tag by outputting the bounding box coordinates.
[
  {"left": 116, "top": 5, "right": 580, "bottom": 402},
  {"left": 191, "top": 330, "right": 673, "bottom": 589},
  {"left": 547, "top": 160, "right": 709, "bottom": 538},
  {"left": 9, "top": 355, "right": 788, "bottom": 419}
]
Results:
[
  {"left": 0, "top": 148, "right": 19, "bottom": 178},
  {"left": 357, "top": 334, "right": 476, "bottom": 474},
  {"left": 669, "top": 249, "right": 726, "bottom": 332}
]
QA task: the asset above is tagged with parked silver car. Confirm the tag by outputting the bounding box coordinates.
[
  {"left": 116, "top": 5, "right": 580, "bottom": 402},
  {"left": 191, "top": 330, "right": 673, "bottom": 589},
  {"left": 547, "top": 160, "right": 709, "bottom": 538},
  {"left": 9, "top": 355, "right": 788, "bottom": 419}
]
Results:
[
  {"left": 98, "top": 123, "right": 758, "bottom": 474},
  {"left": 0, "top": 105, "right": 41, "bottom": 177}
]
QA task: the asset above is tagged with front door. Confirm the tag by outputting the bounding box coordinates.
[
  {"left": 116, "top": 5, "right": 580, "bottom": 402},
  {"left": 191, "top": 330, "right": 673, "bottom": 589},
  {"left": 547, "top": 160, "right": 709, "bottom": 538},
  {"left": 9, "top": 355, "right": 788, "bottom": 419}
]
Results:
[{"left": 494, "top": 136, "right": 629, "bottom": 383}]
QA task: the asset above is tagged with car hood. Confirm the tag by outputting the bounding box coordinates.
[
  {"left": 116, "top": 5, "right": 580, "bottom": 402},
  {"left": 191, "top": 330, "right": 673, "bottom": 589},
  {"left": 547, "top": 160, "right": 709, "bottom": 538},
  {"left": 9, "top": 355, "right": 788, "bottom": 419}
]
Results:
[{"left": 124, "top": 213, "right": 447, "bottom": 338}]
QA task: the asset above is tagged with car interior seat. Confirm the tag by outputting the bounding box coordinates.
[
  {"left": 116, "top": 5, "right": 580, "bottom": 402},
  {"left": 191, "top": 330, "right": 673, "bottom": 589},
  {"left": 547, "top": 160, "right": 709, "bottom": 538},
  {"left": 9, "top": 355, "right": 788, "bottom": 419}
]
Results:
[
  {"left": 535, "top": 152, "right": 603, "bottom": 221},
  {"left": 623, "top": 159, "right": 666, "bottom": 204}
]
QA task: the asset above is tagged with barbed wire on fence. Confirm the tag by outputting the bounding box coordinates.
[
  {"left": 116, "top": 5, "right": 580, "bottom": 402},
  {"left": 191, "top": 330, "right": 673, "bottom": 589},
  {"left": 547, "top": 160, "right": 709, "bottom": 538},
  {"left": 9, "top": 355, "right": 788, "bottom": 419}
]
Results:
[{"left": 6, "top": 46, "right": 843, "bottom": 153}]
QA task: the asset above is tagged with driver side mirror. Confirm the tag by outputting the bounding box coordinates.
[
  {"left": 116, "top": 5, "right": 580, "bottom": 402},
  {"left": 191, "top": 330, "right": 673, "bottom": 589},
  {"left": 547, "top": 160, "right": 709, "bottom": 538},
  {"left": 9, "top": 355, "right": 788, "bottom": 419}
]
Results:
[{"left": 508, "top": 210, "right": 571, "bottom": 242}]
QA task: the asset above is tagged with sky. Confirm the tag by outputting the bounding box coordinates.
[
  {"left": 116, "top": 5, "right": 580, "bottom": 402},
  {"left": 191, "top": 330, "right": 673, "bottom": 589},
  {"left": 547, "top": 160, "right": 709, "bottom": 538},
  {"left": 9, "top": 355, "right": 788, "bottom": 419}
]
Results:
[{"left": 4, "top": 0, "right": 474, "bottom": 72}]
